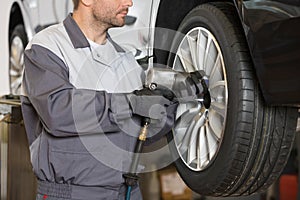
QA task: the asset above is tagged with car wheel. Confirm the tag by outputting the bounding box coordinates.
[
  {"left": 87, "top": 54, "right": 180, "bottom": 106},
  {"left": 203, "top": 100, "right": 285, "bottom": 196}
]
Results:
[
  {"left": 167, "top": 2, "right": 299, "bottom": 196},
  {"left": 9, "top": 24, "right": 27, "bottom": 95}
]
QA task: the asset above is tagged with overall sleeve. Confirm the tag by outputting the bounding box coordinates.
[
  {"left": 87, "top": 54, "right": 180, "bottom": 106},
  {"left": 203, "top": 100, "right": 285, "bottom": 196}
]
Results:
[{"left": 21, "top": 44, "right": 127, "bottom": 137}]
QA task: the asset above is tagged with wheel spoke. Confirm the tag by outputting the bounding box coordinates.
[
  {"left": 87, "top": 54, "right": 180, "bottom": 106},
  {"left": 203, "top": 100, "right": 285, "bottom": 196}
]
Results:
[
  {"left": 187, "top": 33, "right": 198, "bottom": 72},
  {"left": 174, "top": 127, "right": 188, "bottom": 144},
  {"left": 205, "top": 39, "right": 217, "bottom": 76},
  {"left": 178, "top": 118, "right": 196, "bottom": 153},
  {"left": 187, "top": 113, "right": 206, "bottom": 165},
  {"left": 206, "top": 124, "right": 219, "bottom": 160},
  {"left": 209, "top": 54, "right": 223, "bottom": 84},
  {"left": 175, "top": 102, "right": 199, "bottom": 120},
  {"left": 209, "top": 80, "right": 226, "bottom": 100},
  {"left": 175, "top": 106, "right": 201, "bottom": 142},
  {"left": 177, "top": 51, "right": 189, "bottom": 72},
  {"left": 196, "top": 125, "right": 206, "bottom": 169},
  {"left": 177, "top": 38, "right": 194, "bottom": 72},
  {"left": 210, "top": 80, "right": 226, "bottom": 90},
  {"left": 197, "top": 30, "right": 207, "bottom": 71},
  {"left": 203, "top": 35, "right": 212, "bottom": 73},
  {"left": 208, "top": 110, "right": 223, "bottom": 139},
  {"left": 210, "top": 101, "right": 226, "bottom": 118},
  {"left": 174, "top": 55, "right": 185, "bottom": 72},
  {"left": 187, "top": 134, "right": 197, "bottom": 165}
]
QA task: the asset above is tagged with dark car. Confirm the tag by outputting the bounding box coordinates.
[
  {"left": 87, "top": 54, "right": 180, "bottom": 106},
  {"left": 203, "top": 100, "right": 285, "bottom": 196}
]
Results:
[{"left": 133, "top": 0, "right": 300, "bottom": 197}]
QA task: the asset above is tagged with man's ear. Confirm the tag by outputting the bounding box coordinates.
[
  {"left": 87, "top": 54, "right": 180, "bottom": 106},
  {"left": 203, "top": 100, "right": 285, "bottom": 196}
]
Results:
[{"left": 80, "top": 0, "right": 93, "bottom": 7}]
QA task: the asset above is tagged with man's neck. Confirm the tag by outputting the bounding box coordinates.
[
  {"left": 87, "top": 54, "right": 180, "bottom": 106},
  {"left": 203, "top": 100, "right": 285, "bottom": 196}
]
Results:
[{"left": 72, "top": 11, "right": 108, "bottom": 45}]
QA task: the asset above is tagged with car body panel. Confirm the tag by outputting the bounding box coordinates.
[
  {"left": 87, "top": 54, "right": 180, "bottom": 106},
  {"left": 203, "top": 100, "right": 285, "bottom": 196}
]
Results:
[{"left": 234, "top": 0, "right": 300, "bottom": 105}]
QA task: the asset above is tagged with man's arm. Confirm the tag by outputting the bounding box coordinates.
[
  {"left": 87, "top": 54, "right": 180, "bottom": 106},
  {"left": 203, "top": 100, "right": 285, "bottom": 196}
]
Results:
[{"left": 22, "top": 44, "right": 125, "bottom": 137}]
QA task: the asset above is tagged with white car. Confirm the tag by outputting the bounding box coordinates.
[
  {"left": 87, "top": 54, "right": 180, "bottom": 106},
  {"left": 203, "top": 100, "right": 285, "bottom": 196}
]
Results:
[
  {"left": 1, "top": 0, "right": 299, "bottom": 197},
  {"left": 0, "top": 0, "right": 72, "bottom": 95}
]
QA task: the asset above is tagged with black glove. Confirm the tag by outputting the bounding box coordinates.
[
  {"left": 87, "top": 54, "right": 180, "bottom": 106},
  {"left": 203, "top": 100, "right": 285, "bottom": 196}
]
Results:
[
  {"left": 128, "top": 88, "right": 175, "bottom": 120},
  {"left": 134, "top": 87, "right": 176, "bottom": 102}
]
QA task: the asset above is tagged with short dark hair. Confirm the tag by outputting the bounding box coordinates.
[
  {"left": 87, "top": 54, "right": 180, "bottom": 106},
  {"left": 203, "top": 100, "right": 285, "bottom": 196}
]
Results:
[{"left": 72, "top": 0, "right": 79, "bottom": 10}]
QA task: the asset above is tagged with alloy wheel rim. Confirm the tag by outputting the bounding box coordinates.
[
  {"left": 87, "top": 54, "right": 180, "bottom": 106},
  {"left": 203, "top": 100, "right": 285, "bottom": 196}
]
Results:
[
  {"left": 9, "top": 35, "right": 24, "bottom": 95},
  {"left": 172, "top": 27, "right": 228, "bottom": 171}
]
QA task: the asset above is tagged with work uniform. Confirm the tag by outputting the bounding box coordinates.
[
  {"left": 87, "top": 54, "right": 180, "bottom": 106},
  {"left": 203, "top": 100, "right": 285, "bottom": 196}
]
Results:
[{"left": 21, "top": 14, "right": 177, "bottom": 200}]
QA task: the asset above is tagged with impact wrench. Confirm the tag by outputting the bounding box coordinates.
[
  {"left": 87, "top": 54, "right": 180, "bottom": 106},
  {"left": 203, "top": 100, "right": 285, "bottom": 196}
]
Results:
[{"left": 123, "top": 117, "right": 151, "bottom": 200}]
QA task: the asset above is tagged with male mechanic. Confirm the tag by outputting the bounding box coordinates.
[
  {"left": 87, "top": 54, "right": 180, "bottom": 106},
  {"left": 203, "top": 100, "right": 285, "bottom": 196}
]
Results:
[{"left": 21, "top": 0, "right": 178, "bottom": 199}]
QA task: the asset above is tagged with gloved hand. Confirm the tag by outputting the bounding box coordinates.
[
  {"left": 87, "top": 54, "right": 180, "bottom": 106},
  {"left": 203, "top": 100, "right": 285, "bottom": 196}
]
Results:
[{"left": 128, "top": 87, "right": 175, "bottom": 120}]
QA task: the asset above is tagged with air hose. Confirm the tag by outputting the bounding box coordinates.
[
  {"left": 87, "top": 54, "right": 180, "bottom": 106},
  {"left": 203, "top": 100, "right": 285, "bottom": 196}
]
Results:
[{"left": 123, "top": 118, "right": 151, "bottom": 200}]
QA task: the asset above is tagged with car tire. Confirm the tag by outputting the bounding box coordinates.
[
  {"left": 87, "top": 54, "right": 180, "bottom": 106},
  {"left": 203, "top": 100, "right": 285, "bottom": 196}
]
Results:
[
  {"left": 9, "top": 24, "right": 27, "bottom": 95},
  {"left": 167, "top": 2, "right": 299, "bottom": 196}
]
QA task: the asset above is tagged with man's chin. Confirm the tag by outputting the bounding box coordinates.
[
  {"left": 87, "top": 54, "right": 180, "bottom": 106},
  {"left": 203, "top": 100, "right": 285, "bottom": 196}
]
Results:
[
  {"left": 108, "top": 20, "right": 124, "bottom": 28},
  {"left": 111, "top": 23, "right": 125, "bottom": 28},
  {"left": 115, "top": 17, "right": 126, "bottom": 27},
  {"left": 117, "top": 19, "right": 126, "bottom": 27}
]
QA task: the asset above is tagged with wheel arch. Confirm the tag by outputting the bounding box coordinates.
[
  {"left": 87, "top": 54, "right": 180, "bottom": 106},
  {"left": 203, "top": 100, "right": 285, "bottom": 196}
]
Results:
[
  {"left": 9, "top": 1, "right": 34, "bottom": 44},
  {"left": 9, "top": 3, "right": 24, "bottom": 37},
  {"left": 153, "top": 0, "right": 242, "bottom": 65}
]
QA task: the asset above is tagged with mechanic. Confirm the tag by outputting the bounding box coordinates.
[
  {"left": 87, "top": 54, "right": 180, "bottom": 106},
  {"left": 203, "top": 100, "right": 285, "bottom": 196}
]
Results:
[{"left": 20, "top": 0, "right": 179, "bottom": 199}]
